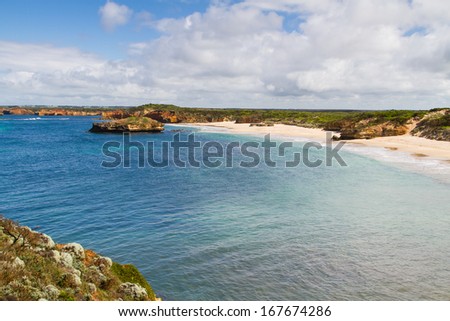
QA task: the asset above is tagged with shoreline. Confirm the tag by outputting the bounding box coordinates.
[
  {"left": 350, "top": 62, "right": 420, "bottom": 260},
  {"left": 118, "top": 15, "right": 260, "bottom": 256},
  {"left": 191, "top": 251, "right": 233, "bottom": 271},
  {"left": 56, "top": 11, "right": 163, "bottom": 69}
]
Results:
[
  {"left": 178, "top": 121, "right": 335, "bottom": 142},
  {"left": 174, "top": 121, "right": 450, "bottom": 164}
]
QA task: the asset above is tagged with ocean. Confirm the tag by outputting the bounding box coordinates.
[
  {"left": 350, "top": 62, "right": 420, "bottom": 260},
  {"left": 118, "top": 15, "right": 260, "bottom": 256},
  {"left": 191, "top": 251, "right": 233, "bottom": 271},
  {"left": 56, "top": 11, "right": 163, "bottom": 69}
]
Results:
[{"left": 1, "top": 115, "right": 449, "bottom": 300}]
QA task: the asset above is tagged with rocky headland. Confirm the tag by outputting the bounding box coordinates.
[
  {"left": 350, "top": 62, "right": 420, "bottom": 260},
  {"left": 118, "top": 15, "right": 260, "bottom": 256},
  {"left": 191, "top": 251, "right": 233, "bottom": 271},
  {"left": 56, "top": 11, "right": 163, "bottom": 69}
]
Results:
[{"left": 0, "top": 216, "right": 158, "bottom": 301}]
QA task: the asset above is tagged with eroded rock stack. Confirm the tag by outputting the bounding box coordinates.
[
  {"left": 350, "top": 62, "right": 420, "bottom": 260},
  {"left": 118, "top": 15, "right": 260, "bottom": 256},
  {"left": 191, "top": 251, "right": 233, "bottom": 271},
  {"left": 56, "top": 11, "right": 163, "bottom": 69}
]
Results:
[{"left": 90, "top": 117, "right": 165, "bottom": 133}]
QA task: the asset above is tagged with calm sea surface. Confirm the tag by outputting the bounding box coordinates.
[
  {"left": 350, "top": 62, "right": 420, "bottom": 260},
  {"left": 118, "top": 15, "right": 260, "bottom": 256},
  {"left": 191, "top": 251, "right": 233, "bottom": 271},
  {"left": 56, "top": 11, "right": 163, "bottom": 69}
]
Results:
[{"left": 1, "top": 116, "right": 449, "bottom": 300}]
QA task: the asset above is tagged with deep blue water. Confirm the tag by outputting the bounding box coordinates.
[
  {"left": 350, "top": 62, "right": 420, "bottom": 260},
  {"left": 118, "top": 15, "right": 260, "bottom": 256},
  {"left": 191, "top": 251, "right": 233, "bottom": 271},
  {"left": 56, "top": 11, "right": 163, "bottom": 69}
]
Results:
[{"left": 1, "top": 116, "right": 449, "bottom": 300}]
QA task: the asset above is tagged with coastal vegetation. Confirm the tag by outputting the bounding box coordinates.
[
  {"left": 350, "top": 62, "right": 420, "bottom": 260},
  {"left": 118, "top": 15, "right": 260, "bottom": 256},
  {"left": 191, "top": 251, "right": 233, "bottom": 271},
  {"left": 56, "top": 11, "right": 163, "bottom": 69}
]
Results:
[
  {"left": 0, "top": 216, "right": 157, "bottom": 301},
  {"left": 411, "top": 109, "right": 450, "bottom": 141}
]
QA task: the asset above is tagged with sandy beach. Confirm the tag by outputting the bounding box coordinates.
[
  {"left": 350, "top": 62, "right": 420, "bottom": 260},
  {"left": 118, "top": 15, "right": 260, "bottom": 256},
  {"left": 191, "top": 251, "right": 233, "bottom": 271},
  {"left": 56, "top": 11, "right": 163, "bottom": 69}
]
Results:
[{"left": 180, "top": 121, "right": 450, "bottom": 163}]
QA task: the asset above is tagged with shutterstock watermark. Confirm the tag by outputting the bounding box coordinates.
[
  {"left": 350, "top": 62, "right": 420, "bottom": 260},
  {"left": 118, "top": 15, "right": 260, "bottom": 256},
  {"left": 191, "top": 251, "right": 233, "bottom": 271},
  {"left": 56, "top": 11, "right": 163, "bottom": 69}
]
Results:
[{"left": 101, "top": 132, "right": 347, "bottom": 168}]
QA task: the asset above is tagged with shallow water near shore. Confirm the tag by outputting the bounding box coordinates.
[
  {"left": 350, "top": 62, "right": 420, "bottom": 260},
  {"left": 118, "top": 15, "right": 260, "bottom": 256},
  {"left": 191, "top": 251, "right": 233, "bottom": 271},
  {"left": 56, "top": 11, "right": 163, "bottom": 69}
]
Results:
[{"left": 1, "top": 116, "right": 450, "bottom": 300}]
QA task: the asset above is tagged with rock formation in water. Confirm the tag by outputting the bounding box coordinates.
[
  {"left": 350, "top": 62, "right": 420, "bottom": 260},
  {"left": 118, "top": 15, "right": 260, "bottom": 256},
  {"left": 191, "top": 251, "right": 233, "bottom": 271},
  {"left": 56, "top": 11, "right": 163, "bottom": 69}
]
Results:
[
  {"left": 0, "top": 216, "right": 158, "bottom": 301},
  {"left": 90, "top": 117, "right": 164, "bottom": 133}
]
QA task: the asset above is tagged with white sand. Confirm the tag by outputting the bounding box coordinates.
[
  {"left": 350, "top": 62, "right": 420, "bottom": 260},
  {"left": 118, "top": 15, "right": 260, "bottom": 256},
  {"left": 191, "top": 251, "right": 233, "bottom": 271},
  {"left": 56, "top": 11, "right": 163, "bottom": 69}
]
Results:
[
  {"left": 183, "top": 122, "right": 333, "bottom": 141},
  {"left": 179, "top": 121, "right": 450, "bottom": 163},
  {"left": 346, "top": 135, "right": 450, "bottom": 161}
]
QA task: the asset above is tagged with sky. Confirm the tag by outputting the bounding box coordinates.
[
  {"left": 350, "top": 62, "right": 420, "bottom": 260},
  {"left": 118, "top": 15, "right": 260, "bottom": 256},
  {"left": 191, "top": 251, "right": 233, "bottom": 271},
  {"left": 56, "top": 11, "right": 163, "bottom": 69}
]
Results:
[{"left": 1, "top": 0, "right": 450, "bottom": 109}]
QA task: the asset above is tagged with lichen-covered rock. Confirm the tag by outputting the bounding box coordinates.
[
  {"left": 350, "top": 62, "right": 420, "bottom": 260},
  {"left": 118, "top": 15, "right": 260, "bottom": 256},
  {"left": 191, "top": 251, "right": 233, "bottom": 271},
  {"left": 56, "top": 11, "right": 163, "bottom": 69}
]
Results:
[
  {"left": 72, "top": 274, "right": 82, "bottom": 288},
  {"left": 94, "top": 256, "right": 113, "bottom": 273},
  {"left": 59, "top": 252, "right": 74, "bottom": 268},
  {"left": 36, "top": 233, "right": 55, "bottom": 249},
  {"left": 49, "top": 250, "right": 61, "bottom": 263},
  {"left": 62, "top": 243, "right": 85, "bottom": 259},
  {"left": 118, "top": 283, "right": 148, "bottom": 301},
  {"left": 12, "top": 257, "right": 25, "bottom": 268},
  {"left": 85, "top": 266, "right": 107, "bottom": 286},
  {"left": 59, "top": 272, "right": 82, "bottom": 289},
  {"left": 68, "top": 267, "right": 81, "bottom": 277},
  {"left": 87, "top": 283, "right": 97, "bottom": 294},
  {"left": 45, "top": 285, "right": 60, "bottom": 300}
]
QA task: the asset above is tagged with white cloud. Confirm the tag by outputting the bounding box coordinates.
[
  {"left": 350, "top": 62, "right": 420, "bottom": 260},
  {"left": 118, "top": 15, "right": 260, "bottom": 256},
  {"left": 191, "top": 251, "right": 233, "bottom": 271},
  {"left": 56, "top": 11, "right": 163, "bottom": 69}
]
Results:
[
  {"left": 99, "top": 1, "right": 133, "bottom": 31},
  {"left": 0, "top": 41, "right": 166, "bottom": 105},
  {"left": 2, "top": 0, "right": 450, "bottom": 108},
  {"left": 124, "top": 0, "right": 450, "bottom": 108}
]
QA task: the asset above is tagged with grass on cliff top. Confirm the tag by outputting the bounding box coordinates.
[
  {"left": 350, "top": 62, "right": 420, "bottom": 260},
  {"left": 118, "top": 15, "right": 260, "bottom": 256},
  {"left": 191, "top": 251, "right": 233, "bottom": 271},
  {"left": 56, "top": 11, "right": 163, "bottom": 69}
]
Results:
[
  {"left": 122, "top": 116, "right": 160, "bottom": 125},
  {"left": 110, "top": 262, "right": 156, "bottom": 300}
]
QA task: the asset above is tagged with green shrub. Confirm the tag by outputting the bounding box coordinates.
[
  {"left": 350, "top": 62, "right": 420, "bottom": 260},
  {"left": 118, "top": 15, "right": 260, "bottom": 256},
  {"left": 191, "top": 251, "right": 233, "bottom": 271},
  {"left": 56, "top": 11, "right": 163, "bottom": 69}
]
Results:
[{"left": 110, "top": 263, "right": 156, "bottom": 300}]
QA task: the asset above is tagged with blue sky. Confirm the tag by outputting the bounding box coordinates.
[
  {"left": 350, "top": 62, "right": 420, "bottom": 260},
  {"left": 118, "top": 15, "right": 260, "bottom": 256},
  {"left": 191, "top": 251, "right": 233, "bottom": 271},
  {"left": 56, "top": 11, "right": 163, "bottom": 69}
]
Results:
[
  {"left": 1, "top": 0, "right": 450, "bottom": 108},
  {"left": 0, "top": 0, "right": 219, "bottom": 59}
]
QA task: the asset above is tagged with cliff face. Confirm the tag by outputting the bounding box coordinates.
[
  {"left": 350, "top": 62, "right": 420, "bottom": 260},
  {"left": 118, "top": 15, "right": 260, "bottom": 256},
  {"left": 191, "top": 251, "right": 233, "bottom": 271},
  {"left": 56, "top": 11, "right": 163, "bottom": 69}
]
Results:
[
  {"left": 0, "top": 216, "right": 157, "bottom": 301},
  {"left": 1, "top": 107, "right": 101, "bottom": 116},
  {"left": 3, "top": 108, "right": 35, "bottom": 115},
  {"left": 38, "top": 109, "right": 101, "bottom": 116}
]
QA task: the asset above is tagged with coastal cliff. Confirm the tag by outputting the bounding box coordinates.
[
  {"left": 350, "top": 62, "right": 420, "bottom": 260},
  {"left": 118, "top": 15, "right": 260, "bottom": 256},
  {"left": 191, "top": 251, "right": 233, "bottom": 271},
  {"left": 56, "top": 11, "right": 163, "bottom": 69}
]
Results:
[
  {"left": 2, "top": 105, "right": 449, "bottom": 141},
  {"left": 0, "top": 216, "right": 157, "bottom": 301},
  {"left": 1, "top": 107, "right": 101, "bottom": 117}
]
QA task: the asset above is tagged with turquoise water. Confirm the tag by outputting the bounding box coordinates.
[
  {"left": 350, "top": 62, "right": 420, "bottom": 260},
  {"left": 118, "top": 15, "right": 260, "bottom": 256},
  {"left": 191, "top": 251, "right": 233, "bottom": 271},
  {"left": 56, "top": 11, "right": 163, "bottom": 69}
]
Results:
[{"left": 1, "top": 116, "right": 449, "bottom": 300}]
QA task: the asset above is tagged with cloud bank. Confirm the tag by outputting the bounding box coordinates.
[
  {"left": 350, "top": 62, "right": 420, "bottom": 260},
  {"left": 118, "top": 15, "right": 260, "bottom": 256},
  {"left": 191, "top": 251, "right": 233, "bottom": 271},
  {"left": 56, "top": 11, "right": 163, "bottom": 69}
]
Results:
[{"left": 1, "top": 0, "right": 450, "bottom": 108}]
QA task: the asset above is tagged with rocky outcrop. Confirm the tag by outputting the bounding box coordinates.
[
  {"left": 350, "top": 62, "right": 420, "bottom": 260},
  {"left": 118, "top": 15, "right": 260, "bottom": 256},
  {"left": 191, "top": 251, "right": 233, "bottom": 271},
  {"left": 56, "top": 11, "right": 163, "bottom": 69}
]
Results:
[
  {"left": 338, "top": 121, "right": 410, "bottom": 140},
  {"left": 118, "top": 283, "right": 148, "bottom": 301},
  {"left": 0, "top": 216, "right": 157, "bottom": 301},
  {"left": 411, "top": 109, "right": 450, "bottom": 141},
  {"left": 322, "top": 118, "right": 411, "bottom": 140},
  {"left": 90, "top": 117, "right": 164, "bottom": 133},
  {"left": 249, "top": 122, "right": 274, "bottom": 127},
  {"left": 142, "top": 110, "right": 180, "bottom": 123},
  {"left": 101, "top": 110, "right": 130, "bottom": 120}
]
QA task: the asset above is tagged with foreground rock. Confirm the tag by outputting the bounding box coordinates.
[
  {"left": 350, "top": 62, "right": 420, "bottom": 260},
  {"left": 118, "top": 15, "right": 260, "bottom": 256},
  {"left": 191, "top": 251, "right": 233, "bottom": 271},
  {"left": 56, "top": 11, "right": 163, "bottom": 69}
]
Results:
[
  {"left": 90, "top": 117, "right": 164, "bottom": 133},
  {"left": 0, "top": 216, "right": 158, "bottom": 301}
]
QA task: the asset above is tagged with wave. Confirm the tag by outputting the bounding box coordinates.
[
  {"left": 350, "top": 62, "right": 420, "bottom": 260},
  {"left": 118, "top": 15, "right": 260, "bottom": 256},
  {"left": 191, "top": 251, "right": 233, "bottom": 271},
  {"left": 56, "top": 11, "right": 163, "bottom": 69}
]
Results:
[
  {"left": 20, "top": 117, "right": 42, "bottom": 121},
  {"left": 9, "top": 117, "right": 70, "bottom": 121},
  {"left": 343, "top": 144, "right": 450, "bottom": 184}
]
